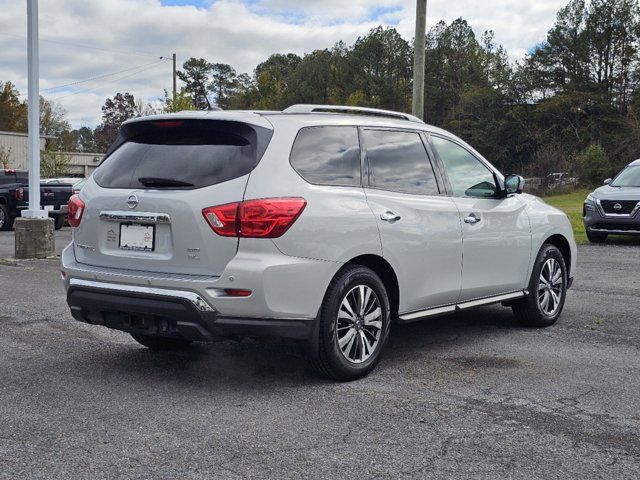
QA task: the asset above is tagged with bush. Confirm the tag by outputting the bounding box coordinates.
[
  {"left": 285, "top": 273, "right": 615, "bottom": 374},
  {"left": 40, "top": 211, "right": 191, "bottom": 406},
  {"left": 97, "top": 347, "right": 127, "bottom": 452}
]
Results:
[
  {"left": 40, "top": 150, "right": 70, "bottom": 178},
  {"left": 576, "top": 144, "right": 610, "bottom": 187}
]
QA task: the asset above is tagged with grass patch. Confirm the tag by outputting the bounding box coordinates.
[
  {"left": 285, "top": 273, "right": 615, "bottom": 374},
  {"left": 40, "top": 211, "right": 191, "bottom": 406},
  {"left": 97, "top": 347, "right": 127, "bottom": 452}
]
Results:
[
  {"left": 0, "top": 258, "right": 18, "bottom": 266},
  {"left": 543, "top": 189, "right": 590, "bottom": 244}
]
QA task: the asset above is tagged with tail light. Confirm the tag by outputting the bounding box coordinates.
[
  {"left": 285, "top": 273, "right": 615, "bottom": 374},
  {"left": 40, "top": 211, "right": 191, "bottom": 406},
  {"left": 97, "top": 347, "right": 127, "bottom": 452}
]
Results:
[
  {"left": 202, "top": 197, "right": 306, "bottom": 238},
  {"left": 11, "top": 187, "right": 24, "bottom": 201},
  {"left": 68, "top": 194, "right": 85, "bottom": 227}
]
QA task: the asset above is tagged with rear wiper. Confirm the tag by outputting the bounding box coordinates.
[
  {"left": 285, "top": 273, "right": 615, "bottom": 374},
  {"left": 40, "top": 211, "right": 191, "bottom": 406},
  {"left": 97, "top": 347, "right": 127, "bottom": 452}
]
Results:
[{"left": 137, "top": 177, "right": 194, "bottom": 187}]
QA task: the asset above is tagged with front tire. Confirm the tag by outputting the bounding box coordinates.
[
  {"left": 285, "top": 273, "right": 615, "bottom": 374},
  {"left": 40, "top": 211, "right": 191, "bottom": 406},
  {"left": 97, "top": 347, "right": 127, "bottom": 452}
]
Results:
[
  {"left": 0, "top": 204, "right": 12, "bottom": 231},
  {"left": 512, "top": 244, "right": 568, "bottom": 327},
  {"left": 586, "top": 230, "right": 607, "bottom": 243},
  {"left": 309, "top": 265, "right": 391, "bottom": 381},
  {"left": 130, "top": 333, "right": 192, "bottom": 351}
]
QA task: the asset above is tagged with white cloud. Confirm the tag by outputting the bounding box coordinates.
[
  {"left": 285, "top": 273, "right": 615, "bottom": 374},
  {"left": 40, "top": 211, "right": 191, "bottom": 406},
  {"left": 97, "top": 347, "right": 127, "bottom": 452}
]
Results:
[{"left": 0, "top": 0, "right": 566, "bottom": 128}]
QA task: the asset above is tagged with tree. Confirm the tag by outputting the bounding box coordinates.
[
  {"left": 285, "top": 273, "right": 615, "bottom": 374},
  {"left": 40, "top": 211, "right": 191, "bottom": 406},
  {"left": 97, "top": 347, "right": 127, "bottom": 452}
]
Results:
[
  {"left": 40, "top": 150, "right": 70, "bottom": 178},
  {"left": 0, "top": 81, "right": 27, "bottom": 132},
  {"left": 0, "top": 146, "right": 11, "bottom": 169},
  {"left": 209, "top": 63, "right": 237, "bottom": 109},
  {"left": 161, "top": 88, "right": 195, "bottom": 113},
  {"left": 177, "top": 58, "right": 213, "bottom": 109},
  {"left": 577, "top": 143, "right": 610, "bottom": 185},
  {"left": 94, "top": 92, "right": 137, "bottom": 152},
  {"left": 39, "top": 97, "right": 70, "bottom": 137}
]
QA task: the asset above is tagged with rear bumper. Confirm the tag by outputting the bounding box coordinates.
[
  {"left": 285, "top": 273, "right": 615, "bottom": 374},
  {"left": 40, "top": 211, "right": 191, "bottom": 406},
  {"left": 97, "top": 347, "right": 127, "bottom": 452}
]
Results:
[{"left": 67, "top": 278, "right": 315, "bottom": 341}]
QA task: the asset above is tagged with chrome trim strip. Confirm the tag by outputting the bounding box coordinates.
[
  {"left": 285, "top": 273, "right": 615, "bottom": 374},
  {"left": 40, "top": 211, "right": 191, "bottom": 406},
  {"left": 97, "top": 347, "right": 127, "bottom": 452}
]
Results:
[
  {"left": 99, "top": 211, "right": 171, "bottom": 224},
  {"left": 590, "top": 228, "right": 640, "bottom": 235},
  {"left": 68, "top": 278, "right": 214, "bottom": 312},
  {"left": 399, "top": 290, "right": 527, "bottom": 322}
]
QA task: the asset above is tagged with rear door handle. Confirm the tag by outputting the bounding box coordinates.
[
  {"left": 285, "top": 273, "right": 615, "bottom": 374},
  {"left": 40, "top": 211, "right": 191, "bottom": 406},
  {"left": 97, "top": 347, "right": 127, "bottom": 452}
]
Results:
[
  {"left": 380, "top": 211, "right": 401, "bottom": 222},
  {"left": 464, "top": 214, "right": 481, "bottom": 224}
]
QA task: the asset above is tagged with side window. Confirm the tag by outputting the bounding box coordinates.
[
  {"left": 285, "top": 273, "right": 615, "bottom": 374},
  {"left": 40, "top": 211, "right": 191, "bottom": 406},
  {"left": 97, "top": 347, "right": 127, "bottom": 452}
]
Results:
[
  {"left": 431, "top": 136, "right": 497, "bottom": 198},
  {"left": 361, "top": 129, "right": 440, "bottom": 195},
  {"left": 290, "top": 126, "right": 361, "bottom": 186}
]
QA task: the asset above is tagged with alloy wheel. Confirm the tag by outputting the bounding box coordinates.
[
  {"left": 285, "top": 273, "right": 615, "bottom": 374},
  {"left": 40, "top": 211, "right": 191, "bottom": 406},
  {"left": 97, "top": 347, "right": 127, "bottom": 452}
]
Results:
[
  {"left": 538, "top": 258, "right": 564, "bottom": 316},
  {"left": 336, "top": 285, "right": 383, "bottom": 364}
]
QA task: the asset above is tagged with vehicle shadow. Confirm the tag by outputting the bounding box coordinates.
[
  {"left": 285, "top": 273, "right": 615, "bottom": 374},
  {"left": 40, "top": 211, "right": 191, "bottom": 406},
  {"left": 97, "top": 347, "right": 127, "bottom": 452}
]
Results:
[{"left": 77, "top": 304, "right": 523, "bottom": 388}]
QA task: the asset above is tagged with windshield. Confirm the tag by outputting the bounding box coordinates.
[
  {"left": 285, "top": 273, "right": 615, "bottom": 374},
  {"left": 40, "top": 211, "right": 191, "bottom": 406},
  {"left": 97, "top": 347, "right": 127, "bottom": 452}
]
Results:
[{"left": 611, "top": 165, "right": 640, "bottom": 187}]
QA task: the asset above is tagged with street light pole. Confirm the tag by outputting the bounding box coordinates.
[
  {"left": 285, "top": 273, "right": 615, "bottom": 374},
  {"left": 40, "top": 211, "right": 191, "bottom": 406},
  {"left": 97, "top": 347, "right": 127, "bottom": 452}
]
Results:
[
  {"left": 412, "top": 0, "right": 427, "bottom": 121},
  {"left": 24, "top": 0, "right": 45, "bottom": 219}
]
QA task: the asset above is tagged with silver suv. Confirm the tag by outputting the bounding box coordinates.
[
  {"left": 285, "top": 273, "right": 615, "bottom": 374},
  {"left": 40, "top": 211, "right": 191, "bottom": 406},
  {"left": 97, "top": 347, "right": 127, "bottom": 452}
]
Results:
[
  {"left": 583, "top": 159, "right": 640, "bottom": 242},
  {"left": 62, "top": 105, "right": 577, "bottom": 380}
]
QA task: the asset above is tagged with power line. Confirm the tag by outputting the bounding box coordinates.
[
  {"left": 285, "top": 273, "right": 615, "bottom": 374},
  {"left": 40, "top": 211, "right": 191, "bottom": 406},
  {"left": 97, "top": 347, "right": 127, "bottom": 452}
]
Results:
[
  {"left": 52, "top": 61, "right": 167, "bottom": 100},
  {"left": 0, "top": 32, "right": 171, "bottom": 59},
  {"left": 42, "top": 60, "right": 167, "bottom": 92}
]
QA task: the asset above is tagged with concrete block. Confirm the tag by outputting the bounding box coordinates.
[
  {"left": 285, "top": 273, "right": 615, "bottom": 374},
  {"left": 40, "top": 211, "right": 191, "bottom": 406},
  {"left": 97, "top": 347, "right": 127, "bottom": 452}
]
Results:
[{"left": 14, "top": 217, "right": 55, "bottom": 259}]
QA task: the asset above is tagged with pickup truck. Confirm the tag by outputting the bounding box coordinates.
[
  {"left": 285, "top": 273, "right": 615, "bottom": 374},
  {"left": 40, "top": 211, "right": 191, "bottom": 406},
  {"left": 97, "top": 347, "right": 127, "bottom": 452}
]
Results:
[{"left": 0, "top": 169, "right": 73, "bottom": 231}]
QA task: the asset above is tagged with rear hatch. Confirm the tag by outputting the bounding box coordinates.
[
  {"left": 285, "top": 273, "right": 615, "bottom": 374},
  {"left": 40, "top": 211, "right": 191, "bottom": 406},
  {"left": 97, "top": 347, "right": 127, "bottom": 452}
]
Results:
[{"left": 73, "top": 116, "right": 273, "bottom": 276}]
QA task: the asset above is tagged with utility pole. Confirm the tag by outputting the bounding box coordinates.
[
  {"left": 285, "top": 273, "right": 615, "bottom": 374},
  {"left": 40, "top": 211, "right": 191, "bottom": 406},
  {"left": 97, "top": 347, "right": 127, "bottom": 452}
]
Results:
[
  {"left": 16, "top": 0, "right": 54, "bottom": 259},
  {"left": 25, "top": 0, "right": 44, "bottom": 219},
  {"left": 412, "top": 0, "right": 427, "bottom": 121},
  {"left": 172, "top": 53, "right": 177, "bottom": 111}
]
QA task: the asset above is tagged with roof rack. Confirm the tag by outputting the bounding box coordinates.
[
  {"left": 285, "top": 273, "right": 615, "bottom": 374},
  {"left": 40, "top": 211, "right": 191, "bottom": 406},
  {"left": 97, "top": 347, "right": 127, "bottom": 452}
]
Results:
[{"left": 282, "top": 104, "right": 424, "bottom": 124}]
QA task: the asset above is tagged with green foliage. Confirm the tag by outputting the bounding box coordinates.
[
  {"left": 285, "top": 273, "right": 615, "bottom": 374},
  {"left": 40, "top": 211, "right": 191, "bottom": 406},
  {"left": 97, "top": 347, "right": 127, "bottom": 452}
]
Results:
[
  {"left": 40, "top": 150, "right": 70, "bottom": 178},
  {"left": 177, "top": 58, "right": 213, "bottom": 109},
  {"left": 161, "top": 88, "right": 195, "bottom": 113},
  {"left": 576, "top": 143, "right": 610, "bottom": 186},
  {"left": 0, "top": 145, "right": 11, "bottom": 169},
  {"left": 0, "top": 81, "right": 27, "bottom": 132}
]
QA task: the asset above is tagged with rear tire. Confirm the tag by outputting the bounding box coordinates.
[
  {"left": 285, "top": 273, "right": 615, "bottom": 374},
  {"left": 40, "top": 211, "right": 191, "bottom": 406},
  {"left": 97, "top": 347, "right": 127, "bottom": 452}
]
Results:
[
  {"left": 512, "top": 244, "right": 568, "bottom": 327},
  {"left": 130, "top": 333, "right": 193, "bottom": 351},
  {"left": 586, "top": 230, "right": 607, "bottom": 243},
  {"left": 309, "top": 265, "right": 391, "bottom": 381},
  {"left": 53, "top": 214, "right": 65, "bottom": 230}
]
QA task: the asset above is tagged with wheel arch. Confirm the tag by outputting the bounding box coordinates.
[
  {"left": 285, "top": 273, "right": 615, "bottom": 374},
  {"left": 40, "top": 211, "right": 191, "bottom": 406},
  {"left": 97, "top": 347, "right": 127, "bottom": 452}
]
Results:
[
  {"left": 543, "top": 234, "right": 572, "bottom": 274},
  {"left": 343, "top": 254, "right": 400, "bottom": 321}
]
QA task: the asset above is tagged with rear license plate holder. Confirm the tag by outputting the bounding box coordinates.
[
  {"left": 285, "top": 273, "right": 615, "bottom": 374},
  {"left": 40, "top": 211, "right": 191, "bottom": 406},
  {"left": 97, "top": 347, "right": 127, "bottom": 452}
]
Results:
[{"left": 119, "top": 223, "right": 155, "bottom": 251}]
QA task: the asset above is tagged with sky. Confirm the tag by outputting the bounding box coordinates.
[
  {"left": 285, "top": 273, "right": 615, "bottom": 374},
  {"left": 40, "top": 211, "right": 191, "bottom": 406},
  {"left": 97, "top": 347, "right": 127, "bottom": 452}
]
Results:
[{"left": 0, "top": 0, "right": 567, "bottom": 128}]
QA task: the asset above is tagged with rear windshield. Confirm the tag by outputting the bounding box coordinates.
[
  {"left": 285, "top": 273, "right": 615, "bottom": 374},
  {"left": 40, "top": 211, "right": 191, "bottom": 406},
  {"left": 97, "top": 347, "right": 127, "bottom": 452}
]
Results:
[{"left": 93, "top": 120, "right": 272, "bottom": 189}]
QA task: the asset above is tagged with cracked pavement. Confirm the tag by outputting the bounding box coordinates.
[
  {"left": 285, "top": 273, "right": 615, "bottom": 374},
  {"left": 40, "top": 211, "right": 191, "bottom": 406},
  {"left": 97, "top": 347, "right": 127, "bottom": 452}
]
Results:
[{"left": 0, "top": 229, "right": 639, "bottom": 479}]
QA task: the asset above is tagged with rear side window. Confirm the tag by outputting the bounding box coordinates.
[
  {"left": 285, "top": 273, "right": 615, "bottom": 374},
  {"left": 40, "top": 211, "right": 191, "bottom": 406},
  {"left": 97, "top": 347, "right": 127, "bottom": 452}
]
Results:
[
  {"left": 290, "top": 126, "right": 361, "bottom": 186},
  {"left": 93, "top": 120, "right": 272, "bottom": 189},
  {"left": 362, "top": 129, "right": 440, "bottom": 195}
]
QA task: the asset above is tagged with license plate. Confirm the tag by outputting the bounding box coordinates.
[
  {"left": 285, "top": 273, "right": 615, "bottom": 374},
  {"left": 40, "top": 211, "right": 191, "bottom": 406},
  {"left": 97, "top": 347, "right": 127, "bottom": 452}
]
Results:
[
  {"left": 119, "top": 224, "right": 155, "bottom": 251},
  {"left": 44, "top": 205, "right": 54, "bottom": 211}
]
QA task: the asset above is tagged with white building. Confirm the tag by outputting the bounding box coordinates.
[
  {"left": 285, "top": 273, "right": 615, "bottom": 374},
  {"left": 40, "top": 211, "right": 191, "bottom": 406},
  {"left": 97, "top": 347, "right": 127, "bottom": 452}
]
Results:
[
  {"left": 0, "top": 130, "right": 47, "bottom": 170},
  {"left": 0, "top": 130, "right": 102, "bottom": 177}
]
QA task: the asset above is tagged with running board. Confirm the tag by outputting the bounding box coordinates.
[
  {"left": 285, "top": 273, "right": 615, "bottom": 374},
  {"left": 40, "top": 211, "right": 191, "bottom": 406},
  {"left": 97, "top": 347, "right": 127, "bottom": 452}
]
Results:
[{"left": 398, "top": 290, "right": 528, "bottom": 323}]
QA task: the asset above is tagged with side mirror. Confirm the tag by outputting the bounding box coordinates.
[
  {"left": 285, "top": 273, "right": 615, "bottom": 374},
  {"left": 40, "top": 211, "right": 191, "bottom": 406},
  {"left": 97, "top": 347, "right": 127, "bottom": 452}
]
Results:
[
  {"left": 505, "top": 174, "right": 524, "bottom": 195},
  {"left": 603, "top": 178, "right": 612, "bottom": 185}
]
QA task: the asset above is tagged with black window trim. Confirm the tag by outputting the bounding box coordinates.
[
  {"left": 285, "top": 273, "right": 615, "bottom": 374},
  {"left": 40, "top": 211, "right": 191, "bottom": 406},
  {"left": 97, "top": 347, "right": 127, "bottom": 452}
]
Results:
[
  {"left": 428, "top": 133, "right": 504, "bottom": 199},
  {"left": 288, "top": 125, "right": 363, "bottom": 188},
  {"left": 358, "top": 126, "right": 444, "bottom": 197}
]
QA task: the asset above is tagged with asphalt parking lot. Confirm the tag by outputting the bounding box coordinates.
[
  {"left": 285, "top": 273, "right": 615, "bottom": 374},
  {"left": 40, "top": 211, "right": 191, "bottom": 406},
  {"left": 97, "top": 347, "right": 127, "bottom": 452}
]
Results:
[{"left": 1, "top": 229, "right": 639, "bottom": 479}]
